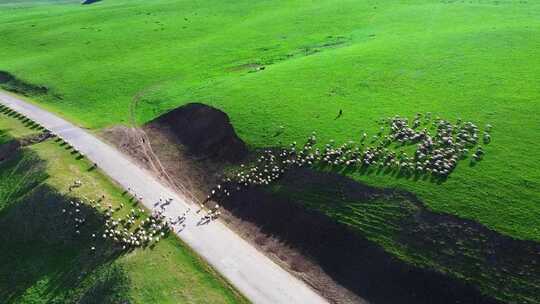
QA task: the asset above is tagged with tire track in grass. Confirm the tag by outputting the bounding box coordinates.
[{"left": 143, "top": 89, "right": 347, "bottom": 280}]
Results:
[{"left": 128, "top": 85, "right": 204, "bottom": 208}]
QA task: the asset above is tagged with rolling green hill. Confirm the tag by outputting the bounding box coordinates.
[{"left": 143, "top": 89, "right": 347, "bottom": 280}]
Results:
[
  {"left": 1, "top": 0, "right": 538, "bottom": 241},
  {"left": 1, "top": 1, "right": 539, "bottom": 302}
]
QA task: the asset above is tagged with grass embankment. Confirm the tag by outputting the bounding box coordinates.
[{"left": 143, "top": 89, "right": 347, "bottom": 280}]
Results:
[
  {"left": 0, "top": 0, "right": 538, "bottom": 243},
  {"left": 0, "top": 113, "right": 247, "bottom": 303}
]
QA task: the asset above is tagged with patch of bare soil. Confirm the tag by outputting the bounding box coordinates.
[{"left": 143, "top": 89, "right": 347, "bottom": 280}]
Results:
[
  {"left": 149, "top": 103, "right": 247, "bottom": 163},
  {"left": 101, "top": 125, "right": 217, "bottom": 204},
  {"left": 101, "top": 125, "right": 152, "bottom": 171}
]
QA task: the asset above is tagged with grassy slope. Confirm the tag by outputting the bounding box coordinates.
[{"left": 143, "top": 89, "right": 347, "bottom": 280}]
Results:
[
  {"left": 0, "top": 115, "right": 246, "bottom": 304},
  {"left": 0, "top": 0, "right": 538, "bottom": 243},
  {"left": 272, "top": 180, "right": 540, "bottom": 304}
]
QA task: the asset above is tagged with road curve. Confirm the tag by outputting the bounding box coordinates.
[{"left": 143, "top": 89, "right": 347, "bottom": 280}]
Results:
[{"left": 0, "top": 91, "right": 328, "bottom": 304}]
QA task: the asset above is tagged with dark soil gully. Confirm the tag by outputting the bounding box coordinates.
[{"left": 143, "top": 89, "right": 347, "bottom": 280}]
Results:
[{"left": 221, "top": 182, "right": 509, "bottom": 304}]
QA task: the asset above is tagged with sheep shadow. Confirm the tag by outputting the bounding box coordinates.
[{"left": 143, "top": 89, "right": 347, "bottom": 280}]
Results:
[
  {"left": 314, "top": 161, "right": 449, "bottom": 184},
  {"left": 81, "top": 0, "right": 102, "bottom": 4}
]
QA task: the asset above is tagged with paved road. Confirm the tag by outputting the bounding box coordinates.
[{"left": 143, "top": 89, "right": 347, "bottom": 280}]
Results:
[{"left": 0, "top": 91, "right": 328, "bottom": 304}]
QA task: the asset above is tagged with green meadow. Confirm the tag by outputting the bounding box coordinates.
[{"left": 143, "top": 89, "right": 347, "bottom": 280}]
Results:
[
  {"left": 0, "top": 1, "right": 539, "bottom": 301},
  {"left": 0, "top": 114, "right": 246, "bottom": 303},
  {"left": 1, "top": 0, "right": 538, "bottom": 240}
]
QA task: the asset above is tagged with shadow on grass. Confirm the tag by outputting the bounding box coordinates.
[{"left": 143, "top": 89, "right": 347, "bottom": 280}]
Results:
[
  {"left": 0, "top": 71, "right": 47, "bottom": 97},
  {"left": 0, "top": 139, "right": 20, "bottom": 162},
  {"left": 221, "top": 168, "right": 540, "bottom": 304},
  {"left": 314, "top": 161, "right": 450, "bottom": 184},
  {"left": 0, "top": 150, "right": 129, "bottom": 303}
]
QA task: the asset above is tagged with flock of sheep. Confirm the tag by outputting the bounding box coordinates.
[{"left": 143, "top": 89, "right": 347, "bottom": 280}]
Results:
[
  {"left": 207, "top": 113, "right": 492, "bottom": 202},
  {"left": 62, "top": 180, "right": 173, "bottom": 252}
]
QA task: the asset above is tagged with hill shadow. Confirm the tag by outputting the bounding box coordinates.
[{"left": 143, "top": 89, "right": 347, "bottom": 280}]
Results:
[
  {"left": 220, "top": 168, "right": 540, "bottom": 304},
  {"left": 0, "top": 151, "right": 128, "bottom": 303}
]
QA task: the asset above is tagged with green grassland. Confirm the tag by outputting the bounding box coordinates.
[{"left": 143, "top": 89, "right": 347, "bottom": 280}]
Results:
[
  {"left": 0, "top": 114, "right": 246, "bottom": 304},
  {"left": 0, "top": 0, "right": 538, "bottom": 264}
]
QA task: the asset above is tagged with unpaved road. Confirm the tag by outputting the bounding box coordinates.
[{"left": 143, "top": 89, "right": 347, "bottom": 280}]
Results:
[{"left": 0, "top": 91, "right": 328, "bottom": 304}]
